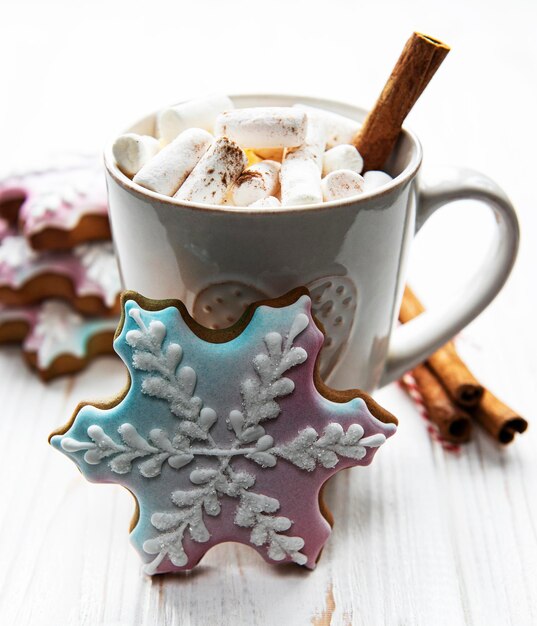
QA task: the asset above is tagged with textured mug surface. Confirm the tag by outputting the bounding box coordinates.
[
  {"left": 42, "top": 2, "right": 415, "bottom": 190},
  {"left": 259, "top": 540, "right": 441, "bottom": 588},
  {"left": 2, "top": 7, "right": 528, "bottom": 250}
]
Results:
[{"left": 104, "top": 94, "right": 518, "bottom": 391}]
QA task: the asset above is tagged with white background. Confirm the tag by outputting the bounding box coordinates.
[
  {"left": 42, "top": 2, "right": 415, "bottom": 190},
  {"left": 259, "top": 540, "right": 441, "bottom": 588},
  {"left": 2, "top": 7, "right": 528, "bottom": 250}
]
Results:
[{"left": 0, "top": 1, "right": 536, "bottom": 624}]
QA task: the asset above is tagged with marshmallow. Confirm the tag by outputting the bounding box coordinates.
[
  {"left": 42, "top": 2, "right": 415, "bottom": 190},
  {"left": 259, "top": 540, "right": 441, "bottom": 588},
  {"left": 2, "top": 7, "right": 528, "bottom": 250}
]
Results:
[
  {"left": 280, "top": 114, "right": 326, "bottom": 206},
  {"left": 321, "top": 170, "right": 365, "bottom": 202},
  {"left": 322, "top": 144, "right": 363, "bottom": 177},
  {"left": 363, "top": 170, "right": 393, "bottom": 191},
  {"left": 249, "top": 196, "right": 281, "bottom": 208},
  {"left": 133, "top": 128, "right": 213, "bottom": 196},
  {"left": 112, "top": 133, "right": 160, "bottom": 177},
  {"left": 158, "top": 95, "right": 234, "bottom": 145},
  {"left": 215, "top": 107, "right": 307, "bottom": 149},
  {"left": 175, "top": 137, "right": 247, "bottom": 205},
  {"left": 294, "top": 104, "right": 360, "bottom": 149},
  {"left": 231, "top": 160, "right": 281, "bottom": 207}
]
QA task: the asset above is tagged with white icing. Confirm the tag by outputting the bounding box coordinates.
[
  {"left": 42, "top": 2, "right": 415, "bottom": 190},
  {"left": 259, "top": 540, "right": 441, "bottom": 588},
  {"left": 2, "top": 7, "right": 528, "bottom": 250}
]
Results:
[
  {"left": 126, "top": 309, "right": 204, "bottom": 421},
  {"left": 74, "top": 243, "right": 121, "bottom": 306},
  {"left": 273, "top": 422, "right": 386, "bottom": 470},
  {"left": 25, "top": 192, "right": 63, "bottom": 217},
  {"left": 24, "top": 170, "right": 95, "bottom": 219},
  {"left": 33, "top": 301, "right": 84, "bottom": 368},
  {"left": 21, "top": 171, "right": 107, "bottom": 236},
  {"left": 0, "top": 236, "right": 36, "bottom": 268},
  {"left": 229, "top": 311, "right": 309, "bottom": 442}
]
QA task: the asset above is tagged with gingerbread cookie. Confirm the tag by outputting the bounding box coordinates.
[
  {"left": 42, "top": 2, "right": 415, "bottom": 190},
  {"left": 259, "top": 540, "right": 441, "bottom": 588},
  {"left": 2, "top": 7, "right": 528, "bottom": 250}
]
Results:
[
  {"left": 0, "top": 237, "right": 121, "bottom": 315},
  {"left": 0, "top": 157, "right": 110, "bottom": 251},
  {"left": 50, "top": 288, "right": 396, "bottom": 574},
  {"left": 0, "top": 301, "right": 118, "bottom": 381}
]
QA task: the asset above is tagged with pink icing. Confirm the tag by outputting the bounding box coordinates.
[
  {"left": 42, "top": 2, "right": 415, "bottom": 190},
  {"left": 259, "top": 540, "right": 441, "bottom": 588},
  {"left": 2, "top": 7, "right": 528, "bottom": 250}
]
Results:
[
  {"left": 0, "top": 157, "right": 108, "bottom": 239},
  {"left": 0, "top": 236, "right": 120, "bottom": 309}
]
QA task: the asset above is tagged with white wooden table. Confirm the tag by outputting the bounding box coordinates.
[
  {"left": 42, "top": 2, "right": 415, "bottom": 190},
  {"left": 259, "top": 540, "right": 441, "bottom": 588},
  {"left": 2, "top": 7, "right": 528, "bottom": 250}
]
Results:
[{"left": 1, "top": 1, "right": 536, "bottom": 624}]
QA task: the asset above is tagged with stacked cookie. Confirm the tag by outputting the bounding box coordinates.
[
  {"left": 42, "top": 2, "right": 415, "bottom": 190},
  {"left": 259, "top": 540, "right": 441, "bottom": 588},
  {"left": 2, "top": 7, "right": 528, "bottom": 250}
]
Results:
[{"left": 0, "top": 156, "right": 121, "bottom": 380}]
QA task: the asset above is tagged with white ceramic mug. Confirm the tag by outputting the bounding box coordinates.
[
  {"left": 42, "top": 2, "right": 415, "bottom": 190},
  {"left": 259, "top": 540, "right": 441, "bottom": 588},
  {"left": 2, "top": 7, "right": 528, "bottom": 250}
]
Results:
[{"left": 104, "top": 94, "right": 519, "bottom": 392}]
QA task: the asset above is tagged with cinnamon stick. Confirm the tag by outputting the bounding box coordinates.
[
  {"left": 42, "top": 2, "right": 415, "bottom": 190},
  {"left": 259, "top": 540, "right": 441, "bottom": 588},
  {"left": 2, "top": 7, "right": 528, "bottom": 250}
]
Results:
[
  {"left": 472, "top": 390, "right": 528, "bottom": 444},
  {"left": 400, "top": 286, "right": 527, "bottom": 444},
  {"left": 411, "top": 364, "right": 472, "bottom": 443},
  {"left": 399, "top": 286, "right": 484, "bottom": 407},
  {"left": 354, "top": 32, "right": 450, "bottom": 171}
]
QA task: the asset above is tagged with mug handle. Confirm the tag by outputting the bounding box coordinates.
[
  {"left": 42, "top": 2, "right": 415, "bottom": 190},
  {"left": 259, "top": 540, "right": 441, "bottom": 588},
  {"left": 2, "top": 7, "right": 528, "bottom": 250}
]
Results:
[{"left": 380, "top": 166, "right": 520, "bottom": 386}]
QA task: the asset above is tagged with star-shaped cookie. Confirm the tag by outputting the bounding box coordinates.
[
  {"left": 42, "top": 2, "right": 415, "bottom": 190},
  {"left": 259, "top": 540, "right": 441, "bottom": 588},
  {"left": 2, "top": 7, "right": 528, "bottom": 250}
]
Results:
[
  {"left": 0, "top": 156, "right": 110, "bottom": 251},
  {"left": 50, "top": 288, "right": 396, "bottom": 574}
]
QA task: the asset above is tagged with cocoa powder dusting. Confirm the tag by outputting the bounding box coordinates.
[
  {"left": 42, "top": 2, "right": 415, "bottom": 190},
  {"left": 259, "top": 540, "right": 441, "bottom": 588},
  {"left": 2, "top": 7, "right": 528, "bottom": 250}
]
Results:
[
  {"left": 236, "top": 170, "right": 262, "bottom": 185},
  {"left": 214, "top": 138, "right": 246, "bottom": 186}
]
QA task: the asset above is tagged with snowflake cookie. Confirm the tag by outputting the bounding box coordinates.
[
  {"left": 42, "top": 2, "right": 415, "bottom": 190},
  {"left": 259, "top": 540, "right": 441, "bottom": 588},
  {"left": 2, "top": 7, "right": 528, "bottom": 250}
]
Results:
[
  {"left": 50, "top": 288, "right": 397, "bottom": 574},
  {"left": 0, "top": 237, "right": 121, "bottom": 315},
  {"left": 0, "top": 156, "right": 110, "bottom": 251},
  {"left": 0, "top": 301, "right": 118, "bottom": 380}
]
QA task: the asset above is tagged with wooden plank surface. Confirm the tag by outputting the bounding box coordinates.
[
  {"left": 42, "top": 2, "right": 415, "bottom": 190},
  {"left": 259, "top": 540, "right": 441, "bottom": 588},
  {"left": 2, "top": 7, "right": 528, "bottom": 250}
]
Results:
[
  {"left": 1, "top": 0, "right": 536, "bottom": 624},
  {"left": 0, "top": 339, "right": 535, "bottom": 625}
]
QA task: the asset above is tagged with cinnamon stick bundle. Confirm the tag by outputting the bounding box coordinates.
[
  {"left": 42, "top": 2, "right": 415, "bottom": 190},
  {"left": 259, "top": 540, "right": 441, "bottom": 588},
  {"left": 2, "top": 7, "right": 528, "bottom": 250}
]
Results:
[
  {"left": 411, "top": 364, "right": 472, "bottom": 443},
  {"left": 354, "top": 32, "right": 450, "bottom": 171},
  {"left": 399, "top": 286, "right": 483, "bottom": 407},
  {"left": 400, "top": 286, "right": 528, "bottom": 444}
]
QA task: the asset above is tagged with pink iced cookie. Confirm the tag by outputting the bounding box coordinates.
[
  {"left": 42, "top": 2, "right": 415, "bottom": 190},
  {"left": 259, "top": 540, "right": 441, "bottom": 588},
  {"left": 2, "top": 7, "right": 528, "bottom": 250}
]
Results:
[
  {"left": 51, "top": 288, "right": 397, "bottom": 574},
  {"left": 0, "top": 156, "right": 110, "bottom": 251},
  {"left": 0, "top": 236, "right": 121, "bottom": 315},
  {"left": 0, "top": 301, "right": 118, "bottom": 381}
]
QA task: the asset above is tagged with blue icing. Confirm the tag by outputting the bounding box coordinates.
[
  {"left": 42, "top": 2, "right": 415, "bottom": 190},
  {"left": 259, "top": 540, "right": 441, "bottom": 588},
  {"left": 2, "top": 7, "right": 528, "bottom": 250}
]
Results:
[{"left": 50, "top": 294, "right": 313, "bottom": 566}]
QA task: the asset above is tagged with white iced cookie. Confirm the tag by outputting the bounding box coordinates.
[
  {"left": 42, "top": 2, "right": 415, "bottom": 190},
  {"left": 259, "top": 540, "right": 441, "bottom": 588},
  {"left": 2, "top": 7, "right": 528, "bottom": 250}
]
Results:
[
  {"left": 280, "top": 114, "right": 326, "bottom": 206},
  {"left": 158, "top": 95, "right": 234, "bottom": 145},
  {"left": 215, "top": 107, "right": 307, "bottom": 149},
  {"left": 363, "top": 170, "right": 393, "bottom": 191},
  {"left": 175, "top": 137, "right": 247, "bottom": 205},
  {"left": 112, "top": 133, "right": 160, "bottom": 177},
  {"left": 249, "top": 196, "right": 281, "bottom": 208},
  {"left": 321, "top": 170, "right": 365, "bottom": 202},
  {"left": 294, "top": 104, "right": 361, "bottom": 149},
  {"left": 231, "top": 160, "right": 281, "bottom": 206},
  {"left": 322, "top": 144, "right": 363, "bottom": 177},
  {"left": 133, "top": 128, "right": 213, "bottom": 196}
]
